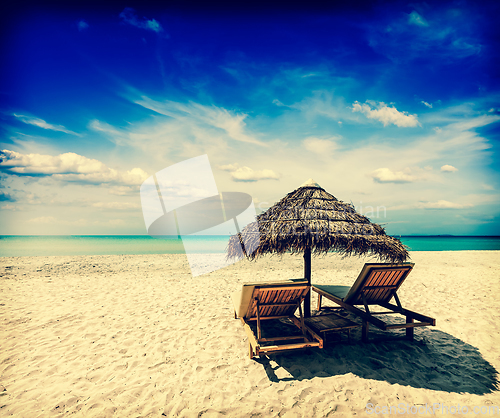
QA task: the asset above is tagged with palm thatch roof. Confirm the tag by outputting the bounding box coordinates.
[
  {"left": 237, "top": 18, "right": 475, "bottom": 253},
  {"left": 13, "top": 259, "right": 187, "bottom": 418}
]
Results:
[{"left": 227, "top": 179, "right": 409, "bottom": 263}]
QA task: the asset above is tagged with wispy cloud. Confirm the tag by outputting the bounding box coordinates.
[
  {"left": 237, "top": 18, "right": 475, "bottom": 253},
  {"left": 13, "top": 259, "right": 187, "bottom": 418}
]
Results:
[
  {"left": 88, "top": 120, "right": 129, "bottom": 146},
  {"left": 108, "top": 186, "right": 137, "bottom": 196},
  {"left": 133, "top": 96, "right": 268, "bottom": 147},
  {"left": 417, "top": 200, "right": 472, "bottom": 209},
  {"left": 370, "top": 167, "right": 419, "bottom": 183},
  {"left": 408, "top": 11, "right": 429, "bottom": 27},
  {"left": 352, "top": 101, "right": 420, "bottom": 127},
  {"left": 289, "top": 91, "right": 354, "bottom": 123},
  {"left": 27, "top": 216, "right": 58, "bottom": 224},
  {"left": 444, "top": 114, "right": 500, "bottom": 132},
  {"left": 13, "top": 114, "right": 80, "bottom": 136},
  {"left": 389, "top": 200, "right": 475, "bottom": 211},
  {"left": 77, "top": 20, "right": 89, "bottom": 31},
  {"left": 302, "top": 137, "right": 338, "bottom": 155},
  {"left": 26, "top": 216, "right": 127, "bottom": 227},
  {"left": 0, "top": 149, "right": 148, "bottom": 186},
  {"left": 92, "top": 202, "right": 140, "bottom": 210},
  {"left": 1, "top": 204, "right": 22, "bottom": 211},
  {"left": 421, "top": 100, "right": 433, "bottom": 108},
  {"left": 368, "top": 6, "right": 482, "bottom": 62},
  {"left": 120, "top": 8, "right": 164, "bottom": 34}
]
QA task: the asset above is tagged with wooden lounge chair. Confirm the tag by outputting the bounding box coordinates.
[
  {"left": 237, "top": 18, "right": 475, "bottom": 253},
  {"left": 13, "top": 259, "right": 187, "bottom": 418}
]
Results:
[
  {"left": 232, "top": 279, "right": 323, "bottom": 359},
  {"left": 312, "top": 263, "right": 435, "bottom": 342}
]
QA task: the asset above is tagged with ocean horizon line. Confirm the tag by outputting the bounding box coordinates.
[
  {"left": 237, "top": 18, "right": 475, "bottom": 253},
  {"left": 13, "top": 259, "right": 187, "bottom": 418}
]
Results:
[{"left": 2, "top": 234, "right": 499, "bottom": 238}]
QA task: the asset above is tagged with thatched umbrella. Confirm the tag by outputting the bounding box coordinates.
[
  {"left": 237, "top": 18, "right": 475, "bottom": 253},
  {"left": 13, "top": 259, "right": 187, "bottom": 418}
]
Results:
[{"left": 227, "top": 179, "right": 409, "bottom": 317}]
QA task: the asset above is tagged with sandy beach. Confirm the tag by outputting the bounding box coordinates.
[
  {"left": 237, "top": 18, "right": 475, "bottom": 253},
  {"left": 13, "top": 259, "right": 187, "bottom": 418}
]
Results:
[{"left": 1, "top": 251, "right": 499, "bottom": 417}]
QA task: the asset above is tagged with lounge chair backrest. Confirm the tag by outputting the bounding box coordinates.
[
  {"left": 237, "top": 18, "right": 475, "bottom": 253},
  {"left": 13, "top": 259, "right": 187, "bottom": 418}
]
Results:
[
  {"left": 344, "top": 263, "right": 414, "bottom": 305},
  {"left": 235, "top": 279, "right": 309, "bottom": 319}
]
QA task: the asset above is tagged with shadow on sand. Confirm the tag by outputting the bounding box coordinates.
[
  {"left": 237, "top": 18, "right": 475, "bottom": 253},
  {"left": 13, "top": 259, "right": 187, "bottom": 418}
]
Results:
[{"left": 252, "top": 310, "right": 499, "bottom": 395}]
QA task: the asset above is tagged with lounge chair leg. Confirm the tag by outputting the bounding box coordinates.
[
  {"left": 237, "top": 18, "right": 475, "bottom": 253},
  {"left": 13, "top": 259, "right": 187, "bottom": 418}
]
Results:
[
  {"left": 317, "top": 294, "right": 322, "bottom": 311},
  {"left": 249, "top": 343, "right": 254, "bottom": 359},
  {"left": 362, "top": 320, "right": 369, "bottom": 342},
  {"left": 256, "top": 300, "right": 262, "bottom": 340},
  {"left": 406, "top": 317, "right": 414, "bottom": 340},
  {"left": 298, "top": 302, "right": 306, "bottom": 337}
]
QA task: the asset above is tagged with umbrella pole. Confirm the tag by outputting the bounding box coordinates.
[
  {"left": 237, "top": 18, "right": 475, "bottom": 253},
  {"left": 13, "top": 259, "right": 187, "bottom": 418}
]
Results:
[{"left": 304, "top": 247, "right": 311, "bottom": 317}]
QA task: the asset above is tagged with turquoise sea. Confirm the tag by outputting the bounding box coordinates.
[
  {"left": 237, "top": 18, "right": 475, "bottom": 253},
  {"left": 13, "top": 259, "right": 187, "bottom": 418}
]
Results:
[{"left": 0, "top": 235, "right": 499, "bottom": 257}]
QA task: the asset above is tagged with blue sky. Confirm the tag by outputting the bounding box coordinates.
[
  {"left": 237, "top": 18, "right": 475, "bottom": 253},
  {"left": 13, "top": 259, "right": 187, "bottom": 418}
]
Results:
[{"left": 1, "top": 1, "right": 499, "bottom": 235}]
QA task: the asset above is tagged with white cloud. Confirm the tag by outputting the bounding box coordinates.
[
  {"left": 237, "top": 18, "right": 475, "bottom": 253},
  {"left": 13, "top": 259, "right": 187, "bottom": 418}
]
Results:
[
  {"left": 352, "top": 101, "right": 420, "bottom": 127},
  {"left": 119, "top": 8, "right": 164, "bottom": 33},
  {"left": 408, "top": 11, "right": 429, "bottom": 27},
  {"left": 441, "top": 164, "right": 458, "bottom": 172},
  {"left": 231, "top": 167, "right": 279, "bottom": 182},
  {"left": 421, "top": 100, "right": 433, "bottom": 108},
  {"left": 0, "top": 149, "right": 105, "bottom": 174},
  {"left": 13, "top": 114, "right": 79, "bottom": 136},
  {"left": 0, "top": 149, "right": 148, "bottom": 186},
  {"left": 417, "top": 200, "right": 473, "bottom": 209},
  {"left": 219, "top": 163, "right": 279, "bottom": 182},
  {"left": 370, "top": 167, "right": 418, "bottom": 183},
  {"left": 303, "top": 137, "right": 338, "bottom": 155}
]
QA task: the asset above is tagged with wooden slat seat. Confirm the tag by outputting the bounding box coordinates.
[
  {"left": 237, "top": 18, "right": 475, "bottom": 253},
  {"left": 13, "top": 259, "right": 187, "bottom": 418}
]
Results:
[
  {"left": 313, "top": 263, "right": 436, "bottom": 342},
  {"left": 232, "top": 279, "right": 323, "bottom": 359}
]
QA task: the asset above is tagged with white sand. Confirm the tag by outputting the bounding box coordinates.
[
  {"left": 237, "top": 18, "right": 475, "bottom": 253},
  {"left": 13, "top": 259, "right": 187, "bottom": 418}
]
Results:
[{"left": 1, "top": 251, "right": 499, "bottom": 417}]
